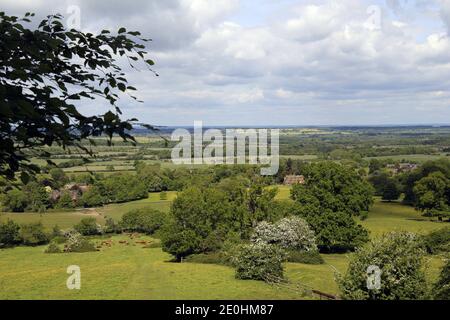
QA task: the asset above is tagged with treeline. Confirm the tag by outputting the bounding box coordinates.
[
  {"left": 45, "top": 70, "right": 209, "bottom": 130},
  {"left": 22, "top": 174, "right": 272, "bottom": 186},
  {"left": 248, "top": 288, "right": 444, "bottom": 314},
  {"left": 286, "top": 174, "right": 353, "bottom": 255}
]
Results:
[{"left": 368, "top": 158, "right": 450, "bottom": 220}]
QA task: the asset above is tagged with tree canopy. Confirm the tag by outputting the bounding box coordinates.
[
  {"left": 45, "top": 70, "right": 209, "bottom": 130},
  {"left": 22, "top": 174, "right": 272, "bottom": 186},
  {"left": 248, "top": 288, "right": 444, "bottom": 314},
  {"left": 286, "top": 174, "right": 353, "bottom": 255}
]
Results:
[{"left": 0, "top": 12, "right": 156, "bottom": 181}]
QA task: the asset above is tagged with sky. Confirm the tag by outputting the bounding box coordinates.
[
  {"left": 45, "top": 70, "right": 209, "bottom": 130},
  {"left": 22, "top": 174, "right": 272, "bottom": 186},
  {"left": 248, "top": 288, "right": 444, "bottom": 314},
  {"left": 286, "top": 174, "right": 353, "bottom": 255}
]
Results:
[{"left": 3, "top": 0, "right": 450, "bottom": 126}]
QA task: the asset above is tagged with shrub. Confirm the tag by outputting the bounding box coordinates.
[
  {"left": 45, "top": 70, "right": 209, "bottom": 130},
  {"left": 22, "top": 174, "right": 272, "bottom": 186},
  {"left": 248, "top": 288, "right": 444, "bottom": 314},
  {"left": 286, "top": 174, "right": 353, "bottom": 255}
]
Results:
[
  {"left": 0, "top": 219, "right": 20, "bottom": 247},
  {"left": 104, "top": 216, "right": 120, "bottom": 234},
  {"left": 160, "top": 191, "right": 168, "bottom": 200},
  {"left": 45, "top": 242, "right": 62, "bottom": 254},
  {"left": 74, "top": 217, "right": 101, "bottom": 236},
  {"left": 422, "top": 227, "right": 450, "bottom": 254},
  {"left": 233, "top": 243, "right": 286, "bottom": 282},
  {"left": 286, "top": 250, "right": 324, "bottom": 264},
  {"left": 1, "top": 189, "right": 28, "bottom": 212},
  {"left": 338, "top": 232, "right": 428, "bottom": 300},
  {"left": 119, "top": 208, "right": 167, "bottom": 234},
  {"left": 433, "top": 258, "right": 450, "bottom": 300},
  {"left": 20, "top": 222, "right": 49, "bottom": 246},
  {"left": 80, "top": 185, "right": 105, "bottom": 207},
  {"left": 56, "top": 191, "right": 74, "bottom": 209},
  {"left": 63, "top": 230, "right": 97, "bottom": 253},
  {"left": 252, "top": 216, "right": 317, "bottom": 252}
]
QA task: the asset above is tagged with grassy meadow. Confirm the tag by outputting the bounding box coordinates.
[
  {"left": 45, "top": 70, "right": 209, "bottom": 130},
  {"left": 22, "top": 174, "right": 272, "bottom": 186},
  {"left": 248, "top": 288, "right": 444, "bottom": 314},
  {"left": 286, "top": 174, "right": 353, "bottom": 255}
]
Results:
[{"left": 0, "top": 187, "right": 447, "bottom": 300}]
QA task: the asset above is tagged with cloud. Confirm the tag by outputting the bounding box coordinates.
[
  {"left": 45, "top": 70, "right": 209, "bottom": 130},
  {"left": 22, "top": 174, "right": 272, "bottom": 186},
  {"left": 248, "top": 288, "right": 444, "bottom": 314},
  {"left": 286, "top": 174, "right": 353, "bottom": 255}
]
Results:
[{"left": 2, "top": 0, "right": 450, "bottom": 125}]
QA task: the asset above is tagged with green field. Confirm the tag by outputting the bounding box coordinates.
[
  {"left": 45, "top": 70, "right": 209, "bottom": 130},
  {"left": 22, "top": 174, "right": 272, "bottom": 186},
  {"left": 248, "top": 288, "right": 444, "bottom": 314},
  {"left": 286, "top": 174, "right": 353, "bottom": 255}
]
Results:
[{"left": 0, "top": 188, "right": 447, "bottom": 299}]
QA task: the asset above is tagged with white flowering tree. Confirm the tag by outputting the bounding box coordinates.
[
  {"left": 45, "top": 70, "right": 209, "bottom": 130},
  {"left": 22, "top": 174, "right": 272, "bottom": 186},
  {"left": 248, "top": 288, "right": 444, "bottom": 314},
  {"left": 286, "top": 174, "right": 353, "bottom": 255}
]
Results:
[{"left": 252, "top": 216, "right": 317, "bottom": 252}]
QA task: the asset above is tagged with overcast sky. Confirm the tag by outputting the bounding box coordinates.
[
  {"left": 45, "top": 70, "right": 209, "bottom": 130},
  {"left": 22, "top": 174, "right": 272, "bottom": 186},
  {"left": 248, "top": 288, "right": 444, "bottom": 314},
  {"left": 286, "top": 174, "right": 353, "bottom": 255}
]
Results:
[{"left": 3, "top": 0, "right": 450, "bottom": 126}]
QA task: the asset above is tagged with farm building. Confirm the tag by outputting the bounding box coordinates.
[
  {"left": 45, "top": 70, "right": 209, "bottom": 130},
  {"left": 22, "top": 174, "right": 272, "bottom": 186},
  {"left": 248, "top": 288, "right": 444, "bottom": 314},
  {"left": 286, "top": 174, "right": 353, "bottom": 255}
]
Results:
[{"left": 283, "top": 175, "right": 305, "bottom": 185}]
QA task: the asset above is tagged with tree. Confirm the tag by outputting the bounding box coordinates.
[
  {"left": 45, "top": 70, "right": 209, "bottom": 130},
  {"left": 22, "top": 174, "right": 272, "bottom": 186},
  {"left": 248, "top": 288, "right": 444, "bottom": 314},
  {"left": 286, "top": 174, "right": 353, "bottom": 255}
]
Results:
[
  {"left": 382, "top": 178, "right": 401, "bottom": 202},
  {"left": 251, "top": 217, "right": 317, "bottom": 252},
  {"left": 233, "top": 243, "right": 286, "bottom": 281},
  {"left": 414, "top": 172, "right": 450, "bottom": 220},
  {"left": 80, "top": 185, "right": 105, "bottom": 207},
  {"left": 291, "top": 162, "right": 373, "bottom": 216},
  {"left": 368, "top": 171, "right": 390, "bottom": 196},
  {"left": 338, "top": 232, "right": 428, "bottom": 300},
  {"left": 305, "top": 211, "right": 369, "bottom": 253},
  {"left": 119, "top": 208, "right": 167, "bottom": 234},
  {"left": 20, "top": 222, "right": 49, "bottom": 245},
  {"left": 49, "top": 168, "right": 68, "bottom": 188},
  {"left": 56, "top": 191, "right": 75, "bottom": 208},
  {"left": 23, "top": 181, "right": 50, "bottom": 212},
  {"left": 433, "top": 258, "right": 450, "bottom": 300},
  {"left": 1, "top": 189, "right": 28, "bottom": 212},
  {"left": 0, "top": 12, "right": 156, "bottom": 182},
  {"left": 0, "top": 219, "right": 20, "bottom": 247},
  {"left": 74, "top": 217, "right": 100, "bottom": 236}
]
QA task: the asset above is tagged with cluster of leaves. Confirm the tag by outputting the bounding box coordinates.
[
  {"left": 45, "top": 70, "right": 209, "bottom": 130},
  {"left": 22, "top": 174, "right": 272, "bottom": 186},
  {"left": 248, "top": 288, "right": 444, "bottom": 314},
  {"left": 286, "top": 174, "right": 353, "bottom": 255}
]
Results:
[{"left": 0, "top": 12, "right": 156, "bottom": 181}]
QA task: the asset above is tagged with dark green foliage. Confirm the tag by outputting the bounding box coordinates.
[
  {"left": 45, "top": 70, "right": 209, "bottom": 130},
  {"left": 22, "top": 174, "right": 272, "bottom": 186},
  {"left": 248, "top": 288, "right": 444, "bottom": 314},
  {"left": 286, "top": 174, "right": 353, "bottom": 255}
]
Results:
[
  {"left": 401, "top": 159, "right": 450, "bottom": 204},
  {"left": 433, "top": 259, "right": 450, "bottom": 300},
  {"left": 338, "top": 232, "right": 428, "bottom": 300},
  {"left": 382, "top": 178, "right": 401, "bottom": 202},
  {"left": 74, "top": 217, "right": 100, "bottom": 236},
  {"left": 159, "top": 191, "right": 167, "bottom": 200},
  {"left": 160, "top": 226, "right": 202, "bottom": 261},
  {"left": 23, "top": 182, "right": 50, "bottom": 212},
  {"left": 101, "top": 174, "right": 148, "bottom": 203},
  {"left": 0, "top": 219, "right": 20, "bottom": 247},
  {"left": 0, "top": 12, "right": 155, "bottom": 181},
  {"left": 422, "top": 227, "right": 450, "bottom": 254},
  {"left": 20, "top": 222, "right": 49, "bottom": 246},
  {"left": 1, "top": 189, "right": 28, "bottom": 212},
  {"left": 291, "top": 162, "right": 373, "bottom": 216},
  {"left": 305, "top": 211, "right": 369, "bottom": 253},
  {"left": 49, "top": 168, "right": 68, "bottom": 188},
  {"left": 368, "top": 171, "right": 391, "bottom": 196},
  {"left": 233, "top": 243, "right": 286, "bottom": 282},
  {"left": 119, "top": 208, "right": 167, "bottom": 234},
  {"left": 80, "top": 185, "right": 105, "bottom": 207},
  {"left": 414, "top": 172, "right": 450, "bottom": 219},
  {"left": 286, "top": 250, "right": 324, "bottom": 264}
]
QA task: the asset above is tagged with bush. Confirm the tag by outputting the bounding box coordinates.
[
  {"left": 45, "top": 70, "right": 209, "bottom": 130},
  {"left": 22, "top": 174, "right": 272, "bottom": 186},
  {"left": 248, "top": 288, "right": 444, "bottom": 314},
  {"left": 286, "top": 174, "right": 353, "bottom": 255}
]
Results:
[
  {"left": 20, "top": 222, "right": 49, "bottom": 246},
  {"left": 233, "top": 243, "right": 286, "bottom": 282},
  {"left": 74, "top": 217, "right": 101, "bottom": 236},
  {"left": 1, "top": 189, "right": 28, "bottom": 212},
  {"left": 80, "top": 185, "right": 105, "bottom": 207},
  {"left": 252, "top": 216, "right": 317, "bottom": 252},
  {"left": 433, "top": 258, "right": 450, "bottom": 300},
  {"left": 338, "top": 232, "right": 428, "bottom": 300},
  {"left": 45, "top": 242, "right": 62, "bottom": 254},
  {"left": 422, "top": 227, "right": 450, "bottom": 254},
  {"left": 63, "top": 230, "right": 97, "bottom": 253},
  {"left": 104, "top": 216, "right": 120, "bottom": 234},
  {"left": 286, "top": 250, "right": 324, "bottom": 264},
  {"left": 0, "top": 219, "right": 21, "bottom": 247},
  {"left": 160, "top": 191, "right": 168, "bottom": 200},
  {"left": 119, "top": 208, "right": 167, "bottom": 234}
]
